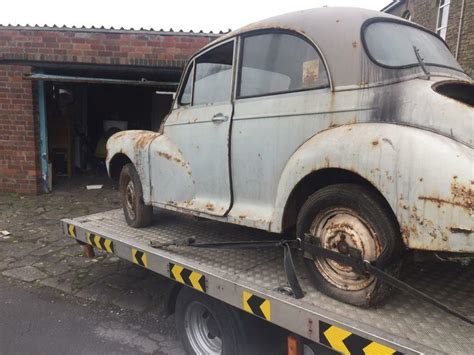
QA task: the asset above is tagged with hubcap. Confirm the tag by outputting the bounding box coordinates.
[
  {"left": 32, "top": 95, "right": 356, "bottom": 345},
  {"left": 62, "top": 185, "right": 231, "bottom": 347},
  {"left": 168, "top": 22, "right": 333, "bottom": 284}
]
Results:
[
  {"left": 185, "top": 302, "right": 223, "bottom": 355},
  {"left": 309, "top": 208, "right": 381, "bottom": 291},
  {"left": 125, "top": 180, "right": 136, "bottom": 220}
]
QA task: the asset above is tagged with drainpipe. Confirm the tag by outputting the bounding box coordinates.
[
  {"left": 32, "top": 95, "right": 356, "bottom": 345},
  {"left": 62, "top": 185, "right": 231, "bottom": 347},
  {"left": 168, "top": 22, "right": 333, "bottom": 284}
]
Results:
[
  {"left": 37, "top": 74, "right": 50, "bottom": 193},
  {"left": 455, "top": 0, "right": 465, "bottom": 59}
]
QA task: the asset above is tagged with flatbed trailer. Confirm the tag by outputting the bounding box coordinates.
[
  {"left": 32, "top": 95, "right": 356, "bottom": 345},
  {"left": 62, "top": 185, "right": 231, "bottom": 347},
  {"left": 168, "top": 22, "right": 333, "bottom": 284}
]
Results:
[{"left": 61, "top": 209, "right": 474, "bottom": 355}]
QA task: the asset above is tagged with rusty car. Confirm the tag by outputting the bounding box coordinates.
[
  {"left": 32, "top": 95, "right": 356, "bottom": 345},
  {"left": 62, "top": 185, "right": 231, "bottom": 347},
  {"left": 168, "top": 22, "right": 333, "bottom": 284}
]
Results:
[{"left": 106, "top": 7, "right": 473, "bottom": 307}]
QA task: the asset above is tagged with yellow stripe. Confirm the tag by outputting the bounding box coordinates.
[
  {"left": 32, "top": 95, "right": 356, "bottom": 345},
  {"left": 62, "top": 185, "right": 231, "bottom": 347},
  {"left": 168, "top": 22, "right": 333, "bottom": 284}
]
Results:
[
  {"left": 189, "top": 272, "right": 204, "bottom": 292},
  {"left": 324, "top": 326, "right": 352, "bottom": 355},
  {"left": 363, "top": 342, "right": 397, "bottom": 355},
  {"left": 171, "top": 264, "right": 185, "bottom": 283},
  {"left": 94, "top": 235, "right": 102, "bottom": 250},
  {"left": 67, "top": 224, "right": 76, "bottom": 237},
  {"left": 104, "top": 239, "right": 113, "bottom": 254},
  {"left": 242, "top": 291, "right": 253, "bottom": 314},
  {"left": 259, "top": 299, "right": 271, "bottom": 321},
  {"left": 86, "top": 231, "right": 92, "bottom": 244}
]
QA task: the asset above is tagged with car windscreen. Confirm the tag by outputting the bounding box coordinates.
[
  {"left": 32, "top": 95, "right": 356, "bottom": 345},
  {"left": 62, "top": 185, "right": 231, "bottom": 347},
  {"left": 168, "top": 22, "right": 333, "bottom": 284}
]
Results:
[{"left": 364, "top": 21, "right": 463, "bottom": 71}]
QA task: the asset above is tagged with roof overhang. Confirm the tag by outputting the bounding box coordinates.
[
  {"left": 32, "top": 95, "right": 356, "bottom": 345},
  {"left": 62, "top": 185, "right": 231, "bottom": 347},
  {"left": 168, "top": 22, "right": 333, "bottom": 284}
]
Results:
[{"left": 26, "top": 73, "right": 178, "bottom": 90}]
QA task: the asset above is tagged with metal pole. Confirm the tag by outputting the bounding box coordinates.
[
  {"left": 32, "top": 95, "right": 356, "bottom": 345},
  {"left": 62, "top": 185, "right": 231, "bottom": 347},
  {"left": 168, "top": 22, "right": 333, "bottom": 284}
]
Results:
[{"left": 37, "top": 78, "right": 50, "bottom": 193}]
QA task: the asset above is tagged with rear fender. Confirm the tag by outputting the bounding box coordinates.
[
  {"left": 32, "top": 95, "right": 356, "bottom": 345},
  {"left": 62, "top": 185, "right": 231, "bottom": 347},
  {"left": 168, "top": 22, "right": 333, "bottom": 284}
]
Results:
[{"left": 272, "top": 123, "right": 473, "bottom": 253}]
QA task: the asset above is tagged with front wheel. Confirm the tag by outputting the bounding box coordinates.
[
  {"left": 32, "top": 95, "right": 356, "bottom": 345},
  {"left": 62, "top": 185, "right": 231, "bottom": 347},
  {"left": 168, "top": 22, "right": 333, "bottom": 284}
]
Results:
[
  {"left": 119, "top": 163, "right": 153, "bottom": 228},
  {"left": 297, "top": 184, "right": 403, "bottom": 307}
]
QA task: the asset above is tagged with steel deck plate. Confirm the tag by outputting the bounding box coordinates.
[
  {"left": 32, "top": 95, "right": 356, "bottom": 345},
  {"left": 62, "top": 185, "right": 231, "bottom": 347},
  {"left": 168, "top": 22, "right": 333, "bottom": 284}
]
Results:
[{"left": 61, "top": 209, "right": 474, "bottom": 354}]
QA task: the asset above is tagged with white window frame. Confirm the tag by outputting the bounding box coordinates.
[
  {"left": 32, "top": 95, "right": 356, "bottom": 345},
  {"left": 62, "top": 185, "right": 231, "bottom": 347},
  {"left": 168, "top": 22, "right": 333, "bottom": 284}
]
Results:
[{"left": 435, "top": 0, "right": 450, "bottom": 39}]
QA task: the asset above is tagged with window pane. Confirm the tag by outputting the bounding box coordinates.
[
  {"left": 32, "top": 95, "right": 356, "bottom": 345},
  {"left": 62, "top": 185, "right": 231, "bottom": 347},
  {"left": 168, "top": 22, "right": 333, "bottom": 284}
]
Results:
[
  {"left": 238, "top": 33, "right": 329, "bottom": 97},
  {"left": 179, "top": 65, "right": 193, "bottom": 105},
  {"left": 364, "top": 22, "right": 461, "bottom": 70},
  {"left": 193, "top": 42, "right": 233, "bottom": 105}
]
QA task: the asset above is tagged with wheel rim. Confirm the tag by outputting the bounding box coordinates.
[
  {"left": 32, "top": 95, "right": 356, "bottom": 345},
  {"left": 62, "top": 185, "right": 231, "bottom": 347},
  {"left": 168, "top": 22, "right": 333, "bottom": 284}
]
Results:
[
  {"left": 125, "top": 180, "right": 136, "bottom": 220},
  {"left": 184, "top": 301, "right": 223, "bottom": 355},
  {"left": 309, "top": 208, "right": 381, "bottom": 291}
]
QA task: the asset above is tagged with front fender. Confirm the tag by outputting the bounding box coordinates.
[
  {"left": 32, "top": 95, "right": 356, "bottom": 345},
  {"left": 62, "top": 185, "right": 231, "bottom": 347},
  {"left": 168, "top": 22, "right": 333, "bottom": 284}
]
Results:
[
  {"left": 272, "top": 123, "right": 473, "bottom": 253},
  {"left": 106, "top": 130, "right": 161, "bottom": 203}
]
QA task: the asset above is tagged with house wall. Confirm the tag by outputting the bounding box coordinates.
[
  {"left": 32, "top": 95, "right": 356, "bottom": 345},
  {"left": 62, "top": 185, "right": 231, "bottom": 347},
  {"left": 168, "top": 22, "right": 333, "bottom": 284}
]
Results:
[{"left": 385, "top": 0, "right": 473, "bottom": 78}]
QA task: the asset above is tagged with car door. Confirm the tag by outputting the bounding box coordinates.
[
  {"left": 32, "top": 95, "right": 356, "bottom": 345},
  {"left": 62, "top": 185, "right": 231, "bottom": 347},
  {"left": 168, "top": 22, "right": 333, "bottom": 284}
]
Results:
[
  {"left": 149, "top": 39, "right": 235, "bottom": 216},
  {"left": 228, "top": 31, "right": 332, "bottom": 228}
]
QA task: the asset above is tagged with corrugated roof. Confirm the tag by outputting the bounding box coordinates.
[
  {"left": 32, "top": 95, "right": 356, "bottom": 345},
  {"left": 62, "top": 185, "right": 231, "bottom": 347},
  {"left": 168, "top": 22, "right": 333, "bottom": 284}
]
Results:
[{"left": 0, "top": 24, "right": 229, "bottom": 36}]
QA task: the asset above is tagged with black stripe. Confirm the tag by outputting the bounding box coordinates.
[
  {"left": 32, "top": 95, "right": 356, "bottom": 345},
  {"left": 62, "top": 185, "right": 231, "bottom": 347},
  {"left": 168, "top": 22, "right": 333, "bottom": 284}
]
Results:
[
  {"left": 319, "top": 321, "right": 332, "bottom": 347},
  {"left": 343, "top": 334, "right": 372, "bottom": 355},
  {"left": 109, "top": 242, "right": 114, "bottom": 254},
  {"left": 198, "top": 275, "right": 206, "bottom": 292},
  {"left": 181, "top": 268, "right": 192, "bottom": 286},
  {"left": 98, "top": 237, "right": 106, "bottom": 250},
  {"left": 247, "top": 295, "right": 265, "bottom": 319},
  {"left": 135, "top": 250, "right": 145, "bottom": 266}
]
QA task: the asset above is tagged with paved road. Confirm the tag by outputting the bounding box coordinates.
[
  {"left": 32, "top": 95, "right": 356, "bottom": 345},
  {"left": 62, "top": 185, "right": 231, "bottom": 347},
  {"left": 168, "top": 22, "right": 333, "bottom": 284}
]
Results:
[{"left": 0, "top": 277, "right": 185, "bottom": 355}]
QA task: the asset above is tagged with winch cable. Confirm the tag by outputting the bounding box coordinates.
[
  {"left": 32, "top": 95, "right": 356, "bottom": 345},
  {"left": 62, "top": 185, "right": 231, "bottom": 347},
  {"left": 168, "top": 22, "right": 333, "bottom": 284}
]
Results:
[{"left": 149, "top": 236, "right": 473, "bottom": 325}]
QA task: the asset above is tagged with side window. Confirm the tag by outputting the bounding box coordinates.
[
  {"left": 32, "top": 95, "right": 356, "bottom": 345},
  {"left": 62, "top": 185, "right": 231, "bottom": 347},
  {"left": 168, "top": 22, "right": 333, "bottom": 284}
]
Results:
[
  {"left": 238, "top": 33, "right": 329, "bottom": 98},
  {"left": 178, "top": 64, "right": 194, "bottom": 106},
  {"left": 193, "top": 41, "right": 234, "bottom": 106}
]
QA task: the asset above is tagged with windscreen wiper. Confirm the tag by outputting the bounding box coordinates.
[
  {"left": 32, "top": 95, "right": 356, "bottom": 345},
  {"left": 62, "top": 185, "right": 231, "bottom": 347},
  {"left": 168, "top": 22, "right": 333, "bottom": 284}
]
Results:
[{"left": 413, "top": 45, "right": 430, "bottom": 80}]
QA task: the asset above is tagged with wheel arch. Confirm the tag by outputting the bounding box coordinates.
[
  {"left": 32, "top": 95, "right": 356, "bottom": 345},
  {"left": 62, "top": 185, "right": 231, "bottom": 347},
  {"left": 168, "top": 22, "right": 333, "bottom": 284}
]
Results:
[
  {"left": 281, "top": 168, "right": 400, "bottom": 236},
  {"left": 108, "top": 153, "right": 132, "bottom": 181}
]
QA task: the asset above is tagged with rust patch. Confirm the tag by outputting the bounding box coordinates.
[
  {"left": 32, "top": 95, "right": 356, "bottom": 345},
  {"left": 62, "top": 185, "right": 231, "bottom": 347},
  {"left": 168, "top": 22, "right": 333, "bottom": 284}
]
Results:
[
  {"left": 205, "top": 203, "right": 215, "bottom": 211},
  {"left": 352, "top": 41, "right": 357, "bottom": 48},
  {"left": 451, "top": 180, "right": 473, "bottom": 211},
  {"left": 135, "top": 133, "right": 159, "bottom": 150},
  {"left": 157, "top": 151, "right": 173, "bottom": 160},
  {"left": 239, "top": 215, "right": 246, "bottom": 220},
  {"left": 371, "top": 139, "right": 379, "bottom": 147}
]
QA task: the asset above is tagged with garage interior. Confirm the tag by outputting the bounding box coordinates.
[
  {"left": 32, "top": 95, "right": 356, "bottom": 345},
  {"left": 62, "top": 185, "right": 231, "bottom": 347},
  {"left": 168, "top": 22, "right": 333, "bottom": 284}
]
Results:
[{"left": 30, "top": 64, "right": 179, "bottom": 190}]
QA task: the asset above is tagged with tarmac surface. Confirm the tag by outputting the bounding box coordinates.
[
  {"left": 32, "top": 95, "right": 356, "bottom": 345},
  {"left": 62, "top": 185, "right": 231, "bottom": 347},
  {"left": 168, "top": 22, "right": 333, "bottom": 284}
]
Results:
[
  {"left": 0, "top": 174, "right": 187, "bottom": 354},
  {"left": 0, "top": 174, "right": 290, "bottom": 355}
]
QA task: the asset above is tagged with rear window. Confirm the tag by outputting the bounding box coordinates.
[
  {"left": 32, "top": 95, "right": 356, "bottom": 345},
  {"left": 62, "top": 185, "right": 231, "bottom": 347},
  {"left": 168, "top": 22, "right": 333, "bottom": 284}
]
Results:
[{"left": 364, "top": 21, "right": 462, "bottom": 71}]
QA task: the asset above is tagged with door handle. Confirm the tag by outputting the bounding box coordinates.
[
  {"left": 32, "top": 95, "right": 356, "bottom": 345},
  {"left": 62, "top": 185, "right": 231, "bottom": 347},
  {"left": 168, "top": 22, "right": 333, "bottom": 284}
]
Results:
[{"left": 212, "top": 113, "right": 229, "bottom": 123}]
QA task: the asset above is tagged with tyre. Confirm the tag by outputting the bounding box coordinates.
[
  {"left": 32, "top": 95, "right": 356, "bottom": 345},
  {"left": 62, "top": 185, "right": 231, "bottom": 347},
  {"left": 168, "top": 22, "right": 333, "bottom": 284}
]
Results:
[
  {"left": 175, "top": 287, "right": 248, "bottom": 355},
  {"left": 119, "top": 163, "right": 153, "bottom": 228},
  {"left": 296, "top": 183, "right": 403, "bottom": 307}
]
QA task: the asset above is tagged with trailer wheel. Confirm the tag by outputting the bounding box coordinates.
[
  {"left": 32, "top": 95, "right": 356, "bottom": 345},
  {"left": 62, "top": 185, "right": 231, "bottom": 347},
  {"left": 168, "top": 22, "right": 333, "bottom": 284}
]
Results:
[
  {"left": 119, "top": 163, "right": 152, "bottom": 228},
  {"left": 175, "top": 287, "right": 247, "bottom": 355},
  {"left": 297, "top": 184, "right": 403, "bottom": 307}
]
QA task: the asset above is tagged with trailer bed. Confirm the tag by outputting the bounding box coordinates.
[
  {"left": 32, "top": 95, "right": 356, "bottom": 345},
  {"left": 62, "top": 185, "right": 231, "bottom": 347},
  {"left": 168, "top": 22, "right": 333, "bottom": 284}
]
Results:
[{"left": 61, "top": 209, "right": 474, "bottom": 355}]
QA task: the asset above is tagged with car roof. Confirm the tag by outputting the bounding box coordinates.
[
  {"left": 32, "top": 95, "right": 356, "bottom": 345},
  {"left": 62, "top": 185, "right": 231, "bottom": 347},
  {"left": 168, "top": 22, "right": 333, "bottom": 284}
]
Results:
[{"left": 200, "top": 7, "right": 467, "bottom": 90}]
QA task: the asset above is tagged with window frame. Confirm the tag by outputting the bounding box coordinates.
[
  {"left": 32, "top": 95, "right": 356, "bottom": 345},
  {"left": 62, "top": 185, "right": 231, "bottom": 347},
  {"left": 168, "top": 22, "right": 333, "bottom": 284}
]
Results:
[
  {"left": 177, "top": 61, "right": 195, "bottom": 107},
  {"left": 175, "top": 38, "right": 236, "bottom": 108},
  {"left": 235, "top": 29, "right": 331, "bottom": 100},
  {"left": 361, "top": 17, "right": 463, "bottom": 73},
  {"left": 435, "top": 0, "right": 450, "bottom": 40}
]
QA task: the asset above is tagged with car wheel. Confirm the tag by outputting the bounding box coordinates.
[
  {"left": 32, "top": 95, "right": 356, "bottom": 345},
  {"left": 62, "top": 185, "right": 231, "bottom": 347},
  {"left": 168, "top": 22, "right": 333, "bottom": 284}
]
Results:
[
  {"left": 175, "top": 288, "right": 248, "bottom": 355},
  {"left": 119, "top": 163, "right": 153, "bottom": 228},
  {"left": 296, "top": 183, "right": 403, "bottom": 307}
]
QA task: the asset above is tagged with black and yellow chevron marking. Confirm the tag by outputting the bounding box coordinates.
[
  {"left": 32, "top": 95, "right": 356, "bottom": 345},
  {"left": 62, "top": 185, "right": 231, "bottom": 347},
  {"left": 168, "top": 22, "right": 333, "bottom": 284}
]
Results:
[
  {"left": 169, "top": 263, "right": 206, "bottom": 292},
  {"left": 67, "top": 224, "right": 76, "bottom": 238},
  {"left": 243, "top": 291, "right": 271, "bottom": 321},
  {"left": 319, "top": 321, "right": 402, "bottom": 355},
  {"left": 86, "top": 232, "right": 114, "bottom": 254},
  {"left": 131, "top": 248, "right": 148, "bottom": 268}
]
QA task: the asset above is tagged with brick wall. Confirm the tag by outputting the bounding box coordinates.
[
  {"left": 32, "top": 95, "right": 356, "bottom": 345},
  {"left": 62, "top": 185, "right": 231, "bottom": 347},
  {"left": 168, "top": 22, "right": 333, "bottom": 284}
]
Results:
[
  {"left": 0, "top": 28, "right": 217, "bottom": 194},
  {"left": 385, "top": 0, "right": 473, "bottom": 78},
  {"left": 0, "top": 28, "right": 217, "bottom": 68},
  {"left": 0, "top": 65, "right": 39, "bottom": 194}
]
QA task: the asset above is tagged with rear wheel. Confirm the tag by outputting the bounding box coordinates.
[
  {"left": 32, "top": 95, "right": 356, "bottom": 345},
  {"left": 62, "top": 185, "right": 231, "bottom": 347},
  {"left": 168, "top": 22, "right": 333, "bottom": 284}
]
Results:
[
  {"left": 119, "top": 163, "right": 152, "bottom": 228},
  {"left": 175, "top": 288, "right": 248, "bottom": 355},
  {"left": 297, "top": 184, "right": 403, "bottom": 307}
]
